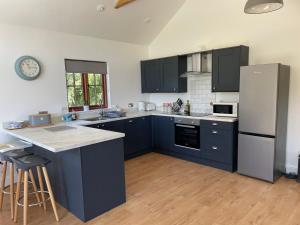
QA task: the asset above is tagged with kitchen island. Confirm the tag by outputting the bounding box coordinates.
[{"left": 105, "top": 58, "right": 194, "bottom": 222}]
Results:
[{"left": 5, "top": 125, "right": 126, "bottom": 222}]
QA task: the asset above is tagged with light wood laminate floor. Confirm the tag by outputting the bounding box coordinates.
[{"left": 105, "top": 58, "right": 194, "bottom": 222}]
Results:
[{"left": 1, "top": 152, "right": 300, "bottom": 225}]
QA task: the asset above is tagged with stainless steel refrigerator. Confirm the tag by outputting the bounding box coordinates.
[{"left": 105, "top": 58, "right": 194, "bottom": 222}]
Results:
[{"left": 238, "top": 63, "right": 290, "bottom": 183}]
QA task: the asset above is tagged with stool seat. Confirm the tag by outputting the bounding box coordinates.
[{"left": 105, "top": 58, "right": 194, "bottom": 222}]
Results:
[
  {"left": 13, "top": 154, "right": 59, "bottom": 225},
  {"left": 1, "top": 149, "right": 32, "bottom": 219},
  {"left": 12, "top": 155, "right": 50, "bottom": 171},
  {"left": 0, "top": 149, "right": 32, "bottom": 162}
]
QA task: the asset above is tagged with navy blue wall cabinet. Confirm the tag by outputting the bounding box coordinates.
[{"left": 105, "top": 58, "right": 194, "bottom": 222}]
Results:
[
  {"left": 141, "top": 56, "right": 187, "bottom": 93},
  {"left": 141, "top": 59, "right": 162, "bottom": 93},
  {"left": 200, "top": 120, "right": 238, "bottom": 172},
  {"left": 212, "top": 46, "right": 249, "bottom": 92},
  {"left": 152, "top": 116, "right": 175, "bottom": 152}
]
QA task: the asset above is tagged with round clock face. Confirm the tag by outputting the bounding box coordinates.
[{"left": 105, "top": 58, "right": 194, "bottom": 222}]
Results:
[{"left": 15, "top": 56, "right": 41, "bottom": 80}]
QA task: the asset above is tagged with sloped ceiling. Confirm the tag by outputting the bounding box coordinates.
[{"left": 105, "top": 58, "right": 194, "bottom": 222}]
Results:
[{"left": 0, "top": 0, "right": 186, "bottom": 45}]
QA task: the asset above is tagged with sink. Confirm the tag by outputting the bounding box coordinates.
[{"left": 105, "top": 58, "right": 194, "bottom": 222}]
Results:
[{"left": 44, "top": 126, "right": 77, "bottom": 132}]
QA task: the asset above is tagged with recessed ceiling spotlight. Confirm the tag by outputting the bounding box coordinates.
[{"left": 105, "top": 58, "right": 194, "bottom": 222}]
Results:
[
  {"left": 96, "top": 4, "right": 106, "bottom": 12},
  {"left": 144, "top": 17, "right": 151, "bottom": 24}
]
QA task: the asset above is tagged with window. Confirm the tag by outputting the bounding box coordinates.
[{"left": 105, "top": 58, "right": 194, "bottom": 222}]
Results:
[
  {"left": 65, "top": 59, "right": 108, "bottom": 112},
  {"left": 66, "top": 73, "right": 107, "bottom": 111}
]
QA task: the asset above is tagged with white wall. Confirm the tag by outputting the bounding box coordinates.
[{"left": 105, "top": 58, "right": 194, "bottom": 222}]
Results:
[
  {"left": 148, "top": 0, "right": 300, "bottom": 172},
  {"left": 0, "top": 24, "right": 148, "bottom": 141}
]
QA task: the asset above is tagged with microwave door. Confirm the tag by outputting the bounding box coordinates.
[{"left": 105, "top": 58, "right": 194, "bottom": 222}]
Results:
[{"left": 213, "top": 105, "right": 233, "bottom": 114}]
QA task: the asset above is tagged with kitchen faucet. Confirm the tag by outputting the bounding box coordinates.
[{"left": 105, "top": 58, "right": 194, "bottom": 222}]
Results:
[{"left": 99, "top": 99, "right": 105, "bottom": 119}]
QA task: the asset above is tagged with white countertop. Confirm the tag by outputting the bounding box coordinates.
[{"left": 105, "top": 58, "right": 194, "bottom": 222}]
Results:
[
  {"left": 3, "top": 111, "right": 237, "bottom": 153},
  {"left": 0, "top": 139, "right": 32, "bottom": 153},
  {"left": 4, "top": 124, "right": 125, "bottom": 153},
  {"left": 80, "top": 111, "right": 238, "bottom": 126},
  {"left": 152, "top": 112, "right": 238, "bottom": 123}
]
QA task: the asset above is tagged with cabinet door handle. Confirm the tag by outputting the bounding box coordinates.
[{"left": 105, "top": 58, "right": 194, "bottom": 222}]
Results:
[
  {"left": 212, "top": 130, "right": 218, "bottom": 134},
  {"left": 212, "top": 123, "right": 218, "bottom": 126},
  {"left": 212, "top": 146, "right": 218, "bottom": 150},
  {"left": 129, "top": 120, "right": 133, "bottom": 123}
]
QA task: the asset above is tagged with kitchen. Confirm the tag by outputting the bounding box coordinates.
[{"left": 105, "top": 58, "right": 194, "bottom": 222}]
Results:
[{"left": 1, "top": 0, "right": 300, "bottom": 225}]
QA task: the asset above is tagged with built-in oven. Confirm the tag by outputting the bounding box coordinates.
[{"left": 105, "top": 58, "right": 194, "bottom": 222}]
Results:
[{"left": 174, "top": 117, "right": 200, "bottom": 150}]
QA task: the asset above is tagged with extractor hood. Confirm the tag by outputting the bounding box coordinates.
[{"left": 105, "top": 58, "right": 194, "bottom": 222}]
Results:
[{"left": 180, "top": 52, "right": 212, "bottom": 78}]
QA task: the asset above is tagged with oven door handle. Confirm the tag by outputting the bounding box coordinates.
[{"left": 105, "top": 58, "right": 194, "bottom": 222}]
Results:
[{"left": 175, "top": 124, "right": 196, "bottom": 129}]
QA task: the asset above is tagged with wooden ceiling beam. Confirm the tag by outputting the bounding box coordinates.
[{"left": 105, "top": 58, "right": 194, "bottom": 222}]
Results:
[{"left": 115, "top": 0, "right": 136, "bottom": 9}]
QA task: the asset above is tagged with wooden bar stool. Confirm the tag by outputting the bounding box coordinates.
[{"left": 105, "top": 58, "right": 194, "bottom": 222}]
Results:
[
  {"left": 0, "top": 149, "right": 32, "bottom": 220},
  {"left": 12, "top": 154, "right": 59, "bottom": 225}
]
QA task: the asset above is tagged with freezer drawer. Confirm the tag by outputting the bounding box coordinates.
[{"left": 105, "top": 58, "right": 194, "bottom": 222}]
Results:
[{"left": 238, "top": 133, "right": 275, "bottom": 182}]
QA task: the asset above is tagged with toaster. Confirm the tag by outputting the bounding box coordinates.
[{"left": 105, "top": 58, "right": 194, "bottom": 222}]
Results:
[
  {"left": 145, "top": 103, "right": 156, "bottom": 111},
  {"left": 29, "top": 113, "right": 52, "bottom": 127}
]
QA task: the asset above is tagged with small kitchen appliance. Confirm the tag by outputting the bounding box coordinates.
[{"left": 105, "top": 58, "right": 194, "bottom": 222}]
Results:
[
  {"left": 137, "top": 101, "right": 146, "bottom": 111},
  {"left": 29, "top": 112, "right": 52, "bottom": 127},
  {"left": 212, "top": 102, "right": 238, "bottom": 117},
  {"left": 145, "top": 103, "right": 156, "bottom": 111}
]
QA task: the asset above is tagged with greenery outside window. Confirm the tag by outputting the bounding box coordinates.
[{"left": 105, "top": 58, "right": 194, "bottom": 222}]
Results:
[{"left": 66, "top": 73, "right": 107, "bottom": 111}]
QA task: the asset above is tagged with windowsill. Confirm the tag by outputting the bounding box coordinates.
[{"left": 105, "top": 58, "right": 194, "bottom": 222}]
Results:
[{"left": 69, "top": 107, "right": 108, "bottom": 114}]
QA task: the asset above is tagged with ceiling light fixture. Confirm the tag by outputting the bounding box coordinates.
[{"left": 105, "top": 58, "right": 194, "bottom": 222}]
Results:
[
  {"left": 96, "top": 4, "right": 106, "bottom": 12},
  {"left": 244, "top": 0, "right": 283, "bottom": 14},
  {"left": 144, "top": 17, "right": 151, "bottom": 24}
]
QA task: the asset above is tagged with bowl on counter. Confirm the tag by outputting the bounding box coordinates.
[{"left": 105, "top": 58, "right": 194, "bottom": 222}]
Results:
[{"left": 2, "top": 121, "right": 27, "bottom": 130}]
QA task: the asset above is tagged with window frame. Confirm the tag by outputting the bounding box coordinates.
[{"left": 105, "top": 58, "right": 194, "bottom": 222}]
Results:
[{"left": 66, "top": 73, "right": 108, "bottom": 112}]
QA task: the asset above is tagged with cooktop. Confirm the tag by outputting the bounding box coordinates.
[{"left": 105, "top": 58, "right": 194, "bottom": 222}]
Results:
[{"left": 171, "top": 112, "right": 212, "bottom": 117}]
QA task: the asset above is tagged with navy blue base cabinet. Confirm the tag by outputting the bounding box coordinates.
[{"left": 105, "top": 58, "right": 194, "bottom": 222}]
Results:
[
  {"left": 26, "top": 139, "right": 126, "bottom": 222},
  {"left": 124, "top": 116, "right": 152, "bottom": 159},
  {"left": 200, "top": 120, "right": 238, "bottom": 172},
  {"left": 152, "top": 116, "right": 174, "bottom": 152},
  {"left": 152, "top": 116, "right": 238, "bottom": 173},
  {"left": 86, "top": 116, "right": 238, "bottom": 173},
  {"left": 86, "top": 116, "right": 152, "bottom": 160}
]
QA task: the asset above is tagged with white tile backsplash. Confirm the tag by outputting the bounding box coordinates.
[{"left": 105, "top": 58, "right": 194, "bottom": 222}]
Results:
[
  {"left": 148, "top": 75, "right": 239, "bottom": 113},
  {"left": 188, "top": 75, "right": 216, "bottom": 113}
]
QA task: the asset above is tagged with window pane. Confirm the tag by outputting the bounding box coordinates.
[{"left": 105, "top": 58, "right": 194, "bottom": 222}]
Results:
[
  {"left": 74, "top": 87, "right": 84, "bottom": 106},
  {"left": 95, "top": 74, "right": 102, "bottom": 85},
  {"left": 67, "top": 87, "right": 75, "bottom": 106},
  {"left": 74, "top": 73, "right": 82, "bottom": 85},
  {"left": 88, "top": 73, "right": 95, "bottom": 85},
  {"left": 66, "top": 73, "right": 74, "bottom": 86},
  {"left": 89, "top": 86, "right": 96, "bottom": 105},
  {"left": 96, "top": 86, "right": 103, "bottom": 105}
]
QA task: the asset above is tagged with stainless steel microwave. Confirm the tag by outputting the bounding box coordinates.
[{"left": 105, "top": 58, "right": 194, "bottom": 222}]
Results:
[{"left": 212, "top": 102, "right": 238, "bottom": 117}]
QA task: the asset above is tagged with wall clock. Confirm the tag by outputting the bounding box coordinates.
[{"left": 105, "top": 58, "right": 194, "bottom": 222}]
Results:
[{"left": 15, "top": 56, "right": 41, "bottom": 81}]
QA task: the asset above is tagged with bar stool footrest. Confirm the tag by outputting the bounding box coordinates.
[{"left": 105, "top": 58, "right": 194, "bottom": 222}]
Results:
[{"left": 16, "top": 190, "right": 50, "bottom": 208}]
